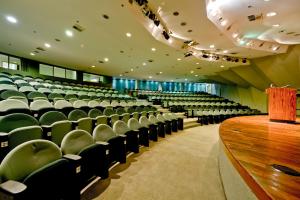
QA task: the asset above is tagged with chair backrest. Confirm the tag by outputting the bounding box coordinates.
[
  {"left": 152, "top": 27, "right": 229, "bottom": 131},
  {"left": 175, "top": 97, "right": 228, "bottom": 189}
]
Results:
[
  {"left": 19, "top": 86, "right": 36, "bottom": 93},
  {"left": 73, "top": 100, "right": 88, "bottom": 108},
  {"left": 100, "top": 100, "right": 110, "bottom": 107},
  {"left": 128, "top": 118, "right": 141, "bottom": 130},
  {"left": 0, "top": 84, "right": 17, "bottom": 91},
  {"left": 0, "top": 99, "right": 29, "bottom": 113},
  {"left": 163, "top": 113, "right": 172, "bottom": 121},
  {"left": 121, "top": 113, "right": 130, "bottom": 123},
  {"left": 116, "top": 107, "right": 125, "bottom": 115},
  {"left": 0, "top": 140, "right": 62, "bottom": 182},
  {"left": 39, "top": 111, "right": 68, "bottom": 126},
  {"left": 61, "top": 130, "right": 94, "bottom": 155},
  {"left": 27, "top": 91, "right": 47, "bottom": 100},
  {"left": 157, "top": 114, "right": 165, "bottom": 122},
  {"left": 103, "top": 108, "right": 115, "bottom": 116},
  {"left": 113, "top": 120, "right": 130, "bottom": 135},
  {"left": 0, "top": 90, "right": 26, "bottom": 100},
  {"left": 88, "top": 100, "right": 100, "bottom": 108},
  {"left": 38, "top": 87, "right": 52, "bottom": 94},
  {"left": 110, "top": 114, "right": 120, "bottom": 126},
  {"left": 88, "top": 108, "right": 102, "bottom": 118},
  {"left": 68, "top": 109, "right": 88, "bottom": 121},
  {"left": 0, "top": 113, "right": 39, "bottom": 132},
  {"left": 139, "top": 116, "right": 150, "bottom": 127},
  {"left": 30, "top": 100, "right": 53, "bottom": 111},
  {"left": 54, "top": 100, "right": 73, "bottom": 109},
  {"left": 93, "top": 124, "right": 117, "bottom": 142},
  {"left": 149, "top": 115, "right": 159, "bottom": 124},
  {"left": 48, "top": 93, "right": 63, "bottom": 100},
  {"left": 132, "top": 112, "right": 139, "bottom": 120}
]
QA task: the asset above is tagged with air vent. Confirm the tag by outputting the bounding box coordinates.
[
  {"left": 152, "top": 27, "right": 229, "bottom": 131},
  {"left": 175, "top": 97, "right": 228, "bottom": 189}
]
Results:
[
  {"left": 36, "top": 47, "right": 46, "bottom": 51},
  {"left": 73, "top": 24, "right": 85, "bottom": 32}
]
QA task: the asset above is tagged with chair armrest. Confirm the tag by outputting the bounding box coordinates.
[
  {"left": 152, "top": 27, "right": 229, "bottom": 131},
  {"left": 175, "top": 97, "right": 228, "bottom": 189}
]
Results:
[
  {"left": 63, "top": 154, "right": 82, "bottom": 175},
  {"left": 0, "top": 180, "right": 27, "bottom": 199},
  {"left": 95, "top": 141, "right": 110, "bottom": 155}
]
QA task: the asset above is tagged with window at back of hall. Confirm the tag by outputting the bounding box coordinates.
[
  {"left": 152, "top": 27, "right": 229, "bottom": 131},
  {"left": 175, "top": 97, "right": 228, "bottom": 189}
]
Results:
[
  {"left": 54, "top": 67, "right": 65, "bottom": 78},
  {"left": 83, "top": 73, "right": 103, "bottom": 83},
  {"left": 39, "top": 64, "right": 53, "bottom": 76},
  {"left": 66, "top": 69, "right": 77, "bottom": 80},
  {"left": 0, "top": 54, "right": 20, "bottom": 70}
]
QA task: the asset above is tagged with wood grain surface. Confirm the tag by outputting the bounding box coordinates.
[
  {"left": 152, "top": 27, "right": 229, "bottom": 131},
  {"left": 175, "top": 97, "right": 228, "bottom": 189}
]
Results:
[{"left": 220, "top": 116, "right": 300, "bottom": 200}]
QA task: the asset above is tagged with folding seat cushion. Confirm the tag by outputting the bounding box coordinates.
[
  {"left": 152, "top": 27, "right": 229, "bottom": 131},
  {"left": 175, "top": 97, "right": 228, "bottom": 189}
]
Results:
[
  {"left": 61, "top": 130, "right": 109, "bottom": 183},
  {"left": 88, "top": 100, "right": 100, "bottom": 108},
  {"left": 120, "top": 113, "right": 131, "bottom": 123},
  {"left": 30, "top": 100, "right": 54, "bottom": 118},
  {"left": 0, "top": 113, "right": 43, "bottom": 158},
  {"left": 0, "top": 140, "right": 80, "bottom": 200},
  {"left": 103, "top": 108, "right": 115, "bottom": 116},
  {"left": 0, "top": 84, "right": 18, "bottom": 91},
  {"left": 95, "top": 115, "right": 108, "bottom": 125},
  {"left": 139, "top": 116, "right": 158, "bottom": 141},
  {"left": 52, "top": 88, "right": 65, "bottom": 94},
  {"left": 78, "top": 95, "right": 90, "bottom": 101},
  {"left": 100, "top": 100, "right": 110, "bottom": 108},
  {"left": 39, "top": 111, "right": 72, "bottom": 146},
  {"left": 110, "top": 101, "right": 119, "bottom": 107},
  {"left": 0, "top": 90, "right": 28, "bottom": 104},
  {"left": 68, "top": 109, "right": 93, "bottom": 134},
  {"left": 65, "top": 94, "right": 78, "bottom": 101},
  {"left": 0, "top": 99, "right": 30, "bottom": 115},
  {"left": 19, "top": 86, "right": 36, "bottom": 93},
  {"left": 116, "top": 107, "right": 126, "bottom": 115},
  {"left": 149, "top": 115, "right": 165, "bottom": 138},
  {"left": 113, "top": 120, "right": 139, "bottom": 153},
  {"left": 54, "top": 99, "right": 73, "bottom": 115},
  {"left": 27, "top": 91, "right": 48, "bottom": 101},
  {"left": 128, "top": 118, "right": 149, "bottom": 147},
  {"left": 163, "top": 113, "right": 178, "bottom": 132},
  {"left": 109, "top": 114, "right": 120, "bottom": 127},
  {"left": 93, "top": 124, "right": 126, "bottom": 164},
  {"left": 48, "top": 93, "right": 64, "bottom": 102},
  {"left": 37, "top": 87, "right": 52, "bottom": 94},
  {"left": 119, "top": 101, "right": 127, "bottom": 107}
]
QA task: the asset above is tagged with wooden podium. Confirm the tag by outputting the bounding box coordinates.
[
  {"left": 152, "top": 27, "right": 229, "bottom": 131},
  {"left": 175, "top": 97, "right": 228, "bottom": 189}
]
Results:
[{"left": 266, "top": 87, "right": 297, "bottom": 122}]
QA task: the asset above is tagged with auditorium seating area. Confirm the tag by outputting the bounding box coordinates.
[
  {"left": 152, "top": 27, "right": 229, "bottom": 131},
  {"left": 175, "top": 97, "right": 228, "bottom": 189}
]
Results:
[{"left": 0, "top": 72, "right": 185, "bottom": 199}]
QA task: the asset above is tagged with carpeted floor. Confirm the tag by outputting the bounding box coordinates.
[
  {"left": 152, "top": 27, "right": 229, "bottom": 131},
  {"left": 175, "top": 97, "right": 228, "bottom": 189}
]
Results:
[{"left": 82, "top": 124, "right": 226, "bottom": 200}]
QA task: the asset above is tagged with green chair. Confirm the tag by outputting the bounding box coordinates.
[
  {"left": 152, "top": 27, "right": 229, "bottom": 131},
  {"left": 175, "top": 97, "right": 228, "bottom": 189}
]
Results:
[
  {"left": 0, "top": 140, "right": 80, "bottom": 200},
  {"left": 30, "top": 100, "right": 54, "bottom": 118},
  {"left": 27, "top": 91, "right": 48, "bottom": 101},
  {"left": 61, "top": 130, "right": 109, "bottom": 184},
  {"left": 157, "top": 114, "right": 171, "bottom": 135},
  {"left": 113, "top": 120, "right": 139, "bottom": 153},
  {"left": 0, "top": 99, "right": 30, "bottom": 115},
  {"left": 116, "top": 107, "right": 126, "bottom": 115},
  {"left": 132, "top": 112, "right": 139, "bottom": 120},
  {"left": 0, "top": 90, "right": 28, "bottom": 104},
  {"left": 39, "top": 111, "right": 72, "bottom": 146},
  {"left": 54, "top": 100, "right": 73, "bottom": 116},
  {"left": 68, "top": 109, "right": 93, "bottom": 134},
  {"left": 0, "top": 113, "right": 43, "bottom": 159},
  {"left": 93, "top": 124, "right": 126, "bottom": 164},
  {"left": 109, "top": 114, "right": 120, "bottom": 127},
  {"left": 163, "top": 113, "right": 178, "bottom": 132},
  {"left": 103, "top": 107, "right": 115, "bottom": 116},
  {"left": 48, "top": 93, "right": 64, "bottom": 102},
  {"left": 139, "top": 116, "right": 158, "bottom": 141},
  {"left": 128, "top": 118, "right": 149, "bottom": 147},
  {"left": 88, "top": 108, "right": 102, "bottom": 119},
  {"left": 149, "top": 115, "right": 165, "bottom": 138}
]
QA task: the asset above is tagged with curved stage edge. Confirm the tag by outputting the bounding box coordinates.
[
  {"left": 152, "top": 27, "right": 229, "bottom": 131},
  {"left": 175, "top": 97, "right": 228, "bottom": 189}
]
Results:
[{"left": 219, "top": 116, "right": 300, "bottom": 200}]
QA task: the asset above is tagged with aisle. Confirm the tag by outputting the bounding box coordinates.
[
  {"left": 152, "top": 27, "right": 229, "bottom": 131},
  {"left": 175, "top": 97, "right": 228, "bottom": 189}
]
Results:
[{"left": 82, "top": 124, "right": 226, "bottom": 200}]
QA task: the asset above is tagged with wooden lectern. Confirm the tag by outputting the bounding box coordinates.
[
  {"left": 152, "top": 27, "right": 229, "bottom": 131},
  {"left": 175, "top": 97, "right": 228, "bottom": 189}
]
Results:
[{"left": 266, "top": 87, "right": 297, "bottom": 122}]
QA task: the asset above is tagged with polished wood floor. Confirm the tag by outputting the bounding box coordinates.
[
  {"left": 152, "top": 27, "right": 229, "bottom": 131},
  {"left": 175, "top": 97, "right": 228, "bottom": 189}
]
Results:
[{"left": 220, "top": 116, "right": 300, "bottom": 200}]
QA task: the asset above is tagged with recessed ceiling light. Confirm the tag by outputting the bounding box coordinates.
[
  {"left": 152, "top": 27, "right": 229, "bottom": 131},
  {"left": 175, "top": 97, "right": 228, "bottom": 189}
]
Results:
[
  {"left": 266, "top": 12, "right": 277, "bottom": 17},
  {"left": 264, "top": 0, "right": 270, "bottom": 1},
  {"left": 120, "top": 74, "right": 123, "bottom": 77},
  {"left": 151, "top": 47, "right": 156, "bottom": 51},
  {"left": 195, "top": 75, "right": 198, "bottom": 77},
  {"left": 220, "top": 65, "right": 225, "bottom": 68},
  {"left": 91, "top": 65, "right": 95, "bottom": 68},
  {"left": 6, "top": 16, "right": 17, "bottom": 24},
  {"left": 30, "top": 52, "right": 35, "bottom": 56},
  {"left": 210, "top": 44, "right": 215, "bottom": 48},
  {"left": 126, "top": 32, "right": 132, "bottom": 37},
  {"left": 130, "top": 68, "right": 134, "bottom": 71},
  {"left": 80, "top": 44, "right": 84, "bottom": 48},
  {"left": 196, "top": 62, "right": 199, "bottom": 65},
  {"left": 232, "top": 33, "right": 238, "bottom": 38},
  {"left": 171, "top": 80, "right": 174, "bottom": 82},
  {"left": 185, "top": 78, "right": 188, "bottom": 81},
  {"left": 149, "top": 76, "right": 153, "bottom": 79},
  {"left": 272, "top": 24, "right": 280, "bottom": 27},
  {"left": 65, "top": 30, "right": 73, "bottom": 37},
  {"left": 223, "top": 50, "right": 229, "bottom": 53},
  {"left": 177, "top": 58, "right": 181, "bottom": 61},
  {"left": 44, "top": 43, "right": 51, "bottom": 48},
  {"left": 104, "top": 57, "right": 109, "bottom": 62},
  {"left": 159, "top": 71, "right": 163, "bottom": 74},
  {"left": 190, "top": 70, "right": 194, "bottom": 74},
  {"left": 142, "top": 62, "right": 147, "bottom": 66}
]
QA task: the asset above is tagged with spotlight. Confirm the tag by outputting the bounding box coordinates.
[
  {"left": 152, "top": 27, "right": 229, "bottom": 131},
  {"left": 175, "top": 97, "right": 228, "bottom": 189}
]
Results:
[
  {"left": 242, "top": 58, "right": 247, "bottom": 63},
  {"left": 154, "top": 20, "right": 160, "bottom": 26}
]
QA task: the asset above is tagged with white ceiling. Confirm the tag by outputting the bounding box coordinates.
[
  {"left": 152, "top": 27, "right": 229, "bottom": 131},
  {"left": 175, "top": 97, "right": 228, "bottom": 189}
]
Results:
[{"left": 0, "top": 0, "right": 297, "bottom": 82}]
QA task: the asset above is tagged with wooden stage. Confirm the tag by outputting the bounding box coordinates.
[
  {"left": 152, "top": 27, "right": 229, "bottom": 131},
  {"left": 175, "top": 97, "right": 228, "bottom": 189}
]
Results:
[{"left": 219, "top": 116, "right": 300, "bottom": 200}]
